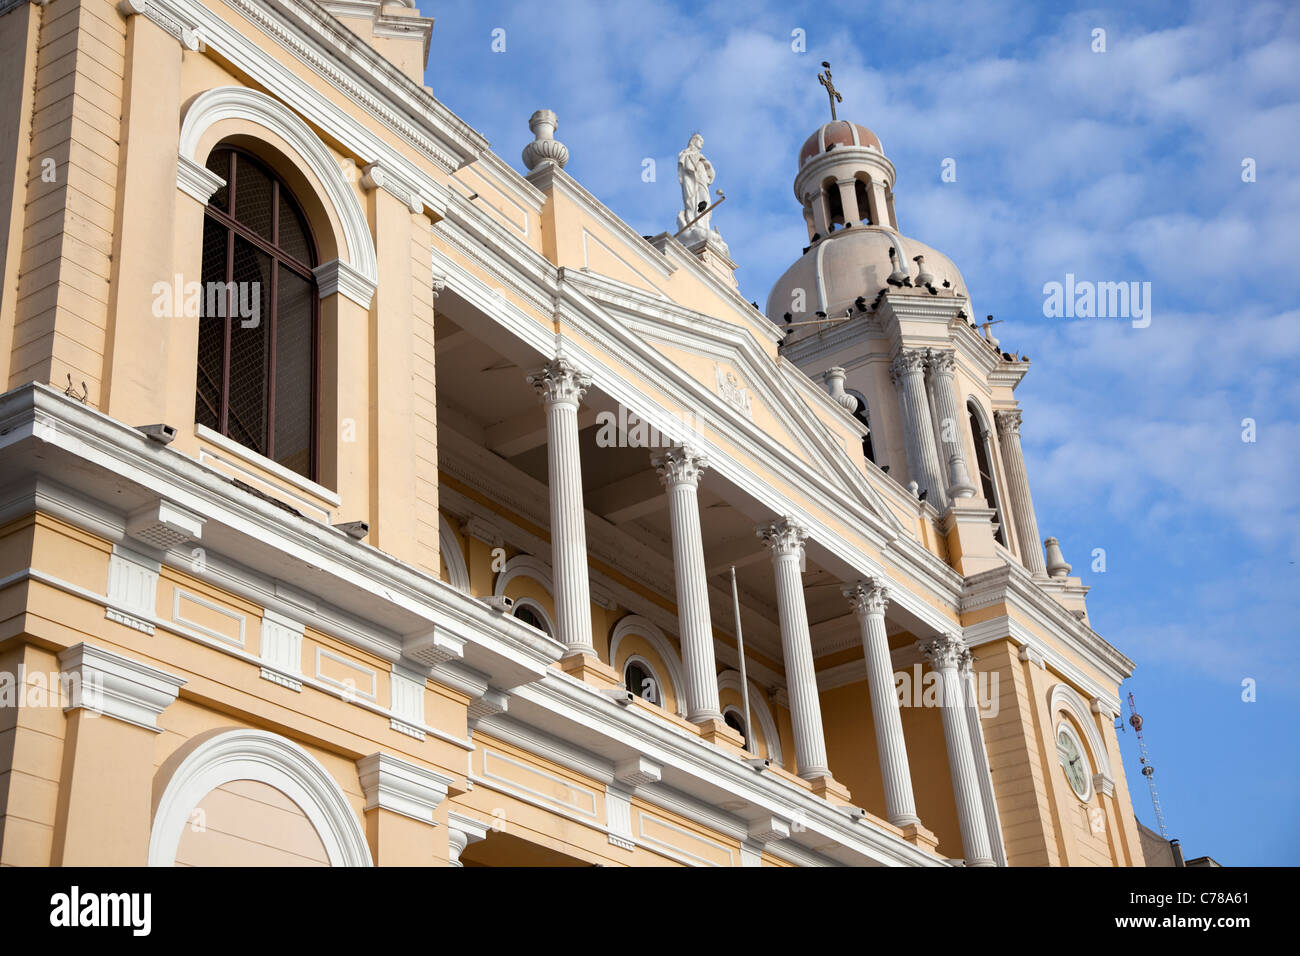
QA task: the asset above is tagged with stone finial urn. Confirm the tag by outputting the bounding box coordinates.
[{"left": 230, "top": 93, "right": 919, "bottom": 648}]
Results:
[
  {"left": 522, "top": 109, "right": 569, "bottom": 171},
  {"left": 1044, "top": 537, "right": 1072, "bottom": 578}
]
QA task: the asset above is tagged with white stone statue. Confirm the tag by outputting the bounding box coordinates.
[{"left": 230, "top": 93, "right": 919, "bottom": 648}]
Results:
[{"left": 676, "top": 133, "right": 723, "bottom": 247}]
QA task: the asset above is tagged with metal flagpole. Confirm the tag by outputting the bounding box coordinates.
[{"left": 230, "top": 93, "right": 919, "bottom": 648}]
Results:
[{"left": 730, "top": 566, "right": 753, "bottom": 752}]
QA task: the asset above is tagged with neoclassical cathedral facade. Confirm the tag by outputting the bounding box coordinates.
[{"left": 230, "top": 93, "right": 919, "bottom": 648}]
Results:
[{"left": 0, "top": 0, "right": 1146, "bottom": 866}]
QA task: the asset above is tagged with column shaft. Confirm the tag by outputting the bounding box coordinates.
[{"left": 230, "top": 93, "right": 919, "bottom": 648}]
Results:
[
  {"left": 995, "top": 410, "right": 1047, "bottom": 574},
  {"left": 758, "top": 519, "right": 829, "bottom": 779},
  {"left": 653, "top": 447, "right": 721, "bottom": 721},
  {"left": 920, "top": 636, "right": 994, "bottom": 866},
  {"left": 890, "top": 350, "right": 947, "bottom": 508},
  {"left": 961, "top": 662, "right": 1007, "bottom": 866},
  {"left": 845, "top": 582, "right": 920, "bottom": 826},
  {"left": 926, "top": 350, "right": 977, "bottom": 499},
  {"left": 528, "top": 358, "right": 594, "bottom": 652}
]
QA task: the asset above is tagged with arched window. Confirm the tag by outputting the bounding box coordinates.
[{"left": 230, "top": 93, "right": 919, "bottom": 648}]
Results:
[
  {"left": 623, "top": 658, "right": 662, "bottom": 706},
  {"left": 847, "top": 388, "right": 875, "bottom": 463},
  {"left": 723, "top": 708, "right": 752, "bottom": 753},
  {"left": 196, "top": 147, "right": 319, "bottom": 480},
  {"left": 968, "top": 401, "right": 1007, "bottom": 546},
  {"left": 512, "top": 600, "right": 552, "bottom": 637}
]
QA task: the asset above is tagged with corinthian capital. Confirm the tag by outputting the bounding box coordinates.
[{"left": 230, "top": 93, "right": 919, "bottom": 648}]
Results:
[
  {"left": 888, "top": 349, "right": 927, "bottom": 384},
  {"left": 925, "top": 349, "right": 957, "bottom": 375},
  {"left": 843, "top": 579, "right": 889, "bottom": 618},
  {"left": 994, "top": 408, "right": 1023, "bottom": 436},
  {"left": 756, "top": 517, "right": 808, "bottom": 558},
  {"left": 526, "top": 355, "right": 591, "bottom": 407},
  {"left": 917, "top": 632, "right": 968, "bottom": 670},
  {"left": 651, "top": 445, "right": 708, "bottom": 488}
]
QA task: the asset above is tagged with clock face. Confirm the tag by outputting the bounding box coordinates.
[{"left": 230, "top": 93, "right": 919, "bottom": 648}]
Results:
[{"left": 1058, "top": 728, "right": 1091, "bottom": 800}]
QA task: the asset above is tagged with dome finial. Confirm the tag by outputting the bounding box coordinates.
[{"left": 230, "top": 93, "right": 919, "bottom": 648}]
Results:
[{"left": 818, "top": 61, "right": 843, "bottom": 121}]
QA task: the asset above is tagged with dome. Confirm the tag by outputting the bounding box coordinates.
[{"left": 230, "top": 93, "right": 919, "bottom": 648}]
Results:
[
  {"left": 799, "top": 121, "right": 883, "bottom": 168},
  {"left": 764, "top": 227, "right": 969, "bottom": 324}
]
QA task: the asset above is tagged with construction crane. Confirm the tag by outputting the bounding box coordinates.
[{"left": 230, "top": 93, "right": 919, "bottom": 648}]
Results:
[{"left": 1127, "top": 692, "right": 1169, "bottom": 838}]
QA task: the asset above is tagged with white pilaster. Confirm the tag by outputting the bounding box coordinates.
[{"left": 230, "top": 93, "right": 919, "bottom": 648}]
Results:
[
  {"left": 651, "top": 445, "right": 721, "bottom": 722},
  {"left": 918, "top": 634, "right": 994, "bottom": 866},
  {"left": 994, "top": 409, "right": 1047, "bottom": 575},
  {"left": 890, "top": 349, "right": 947, "bottom": 509},
  {"left": 527, "top": 356, "right": 595, "bottom": 653},
  {"left": 844, "top": 581, "right": 920, "bottom": 827},
  {"left": 926, "top": 350, "right": 978, "bottom": 499},
  {"left": 756, "top": 518, "right": 829, "bottom": 780}
]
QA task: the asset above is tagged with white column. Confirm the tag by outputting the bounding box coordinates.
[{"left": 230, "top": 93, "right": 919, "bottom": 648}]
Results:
[
  {"left": 960, "top": 654, "right": 1007, "bottom": 866},
  {"left": 890, "top": 349, "right": 947, "bottom": 509},
  {"left": 926, "top": 350, "right": 977, "bottom": 499},
  {"left": 527, "top": 356, "right": 595, "bottom": 653},
  {"left": 835, "top": 179, "right": 859, "bottom": 225},
  {"left": 652, "top": 445, "right": 721, "bottom": 722},
  {"left": 870, "top": 180, "right": 890, "bottom": 228},
  {"left": 918, "top": 634, "right": 994, "bottom": 866},
  {"left": 756, "top": 518, "right": 829, "bottom": 780},
  {"left": 844, "top": 581, "right": 920, "bottom": 827},
  {"left": 994, "top": 409, "right": 1047, "bottom": 575},
  {"left": 447, "top": 811, "right": 488, "bottom": 867}
]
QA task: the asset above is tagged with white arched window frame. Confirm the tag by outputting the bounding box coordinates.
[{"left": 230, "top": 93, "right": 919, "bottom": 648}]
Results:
[
  {"left": 493, "top": 554, "right": 558, "bottom": 637},
  {"left": 437, "top": 513, "right": 470, "bottom": 593},
  {"left": 609, "top": 615, "right": 687, "bottom": 717},
  {"left": 621, "top": 654, "right": 668, "bottom": 708},
  {"left": 716, "top": 670, "right": 784, "bottom": 766},
  {"left": 510, "top": 597, "right": 555, "bottom": 637},
  {"left": 177, "top": 85, "right": 378, "bottom": 309},
  {"left": 148, "top": 728, "right": 372, "bottom": 867}
]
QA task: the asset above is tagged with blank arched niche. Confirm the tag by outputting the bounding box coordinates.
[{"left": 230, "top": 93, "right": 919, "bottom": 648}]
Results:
[
  {"left": 177, "top": 85, "right": 377, "bottom": 309},
  {"left": 148, "top": 728, "right": 372, "bottom": 867}
]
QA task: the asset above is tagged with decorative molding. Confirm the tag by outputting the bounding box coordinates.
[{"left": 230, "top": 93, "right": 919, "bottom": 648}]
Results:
[
  {"left": 614, "top": 755, "right": 662, "bottom": 788},
  {"left": 315, "top": 647, "right": 377, "bottom": 701},
  {"left": 361, "top": 161, "right": 429, "bottom": 216},
  {"left": 388, "top": 663, "right": 426, "bottom": 741},
  {"left": 57, "top": 642, "right": 185, "bottom": 731},
  {"left": 356, "top": 752, "right": 453, "bottom": 824},
  {"left": 171, "top": 587, "right": 246, "bottom": 648},
  {"left": 125, "top": 499, "right": 204, "bottom": 550},
  {"left": 605, "top": 784, "right": 636, "bottom": 850},
  {"left": 176, "top": 155, "right": 226, "bottom": 204},
  {"left": 105, "top": 544, "right": 159, "bottom": 635},
  {"left": 259, "top": 609, "right": 304, "bottom": 691},
  {"left": 311, "top": 258, "right": 377, "bottom": 310},
  {"left": 149, "top": 729, "right": 372, "bottom": 866}
]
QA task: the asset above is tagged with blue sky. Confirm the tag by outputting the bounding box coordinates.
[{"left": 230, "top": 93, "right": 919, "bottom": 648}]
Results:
[{"left": 416, "top": 0, "right": 1300, "bottom": 865}]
